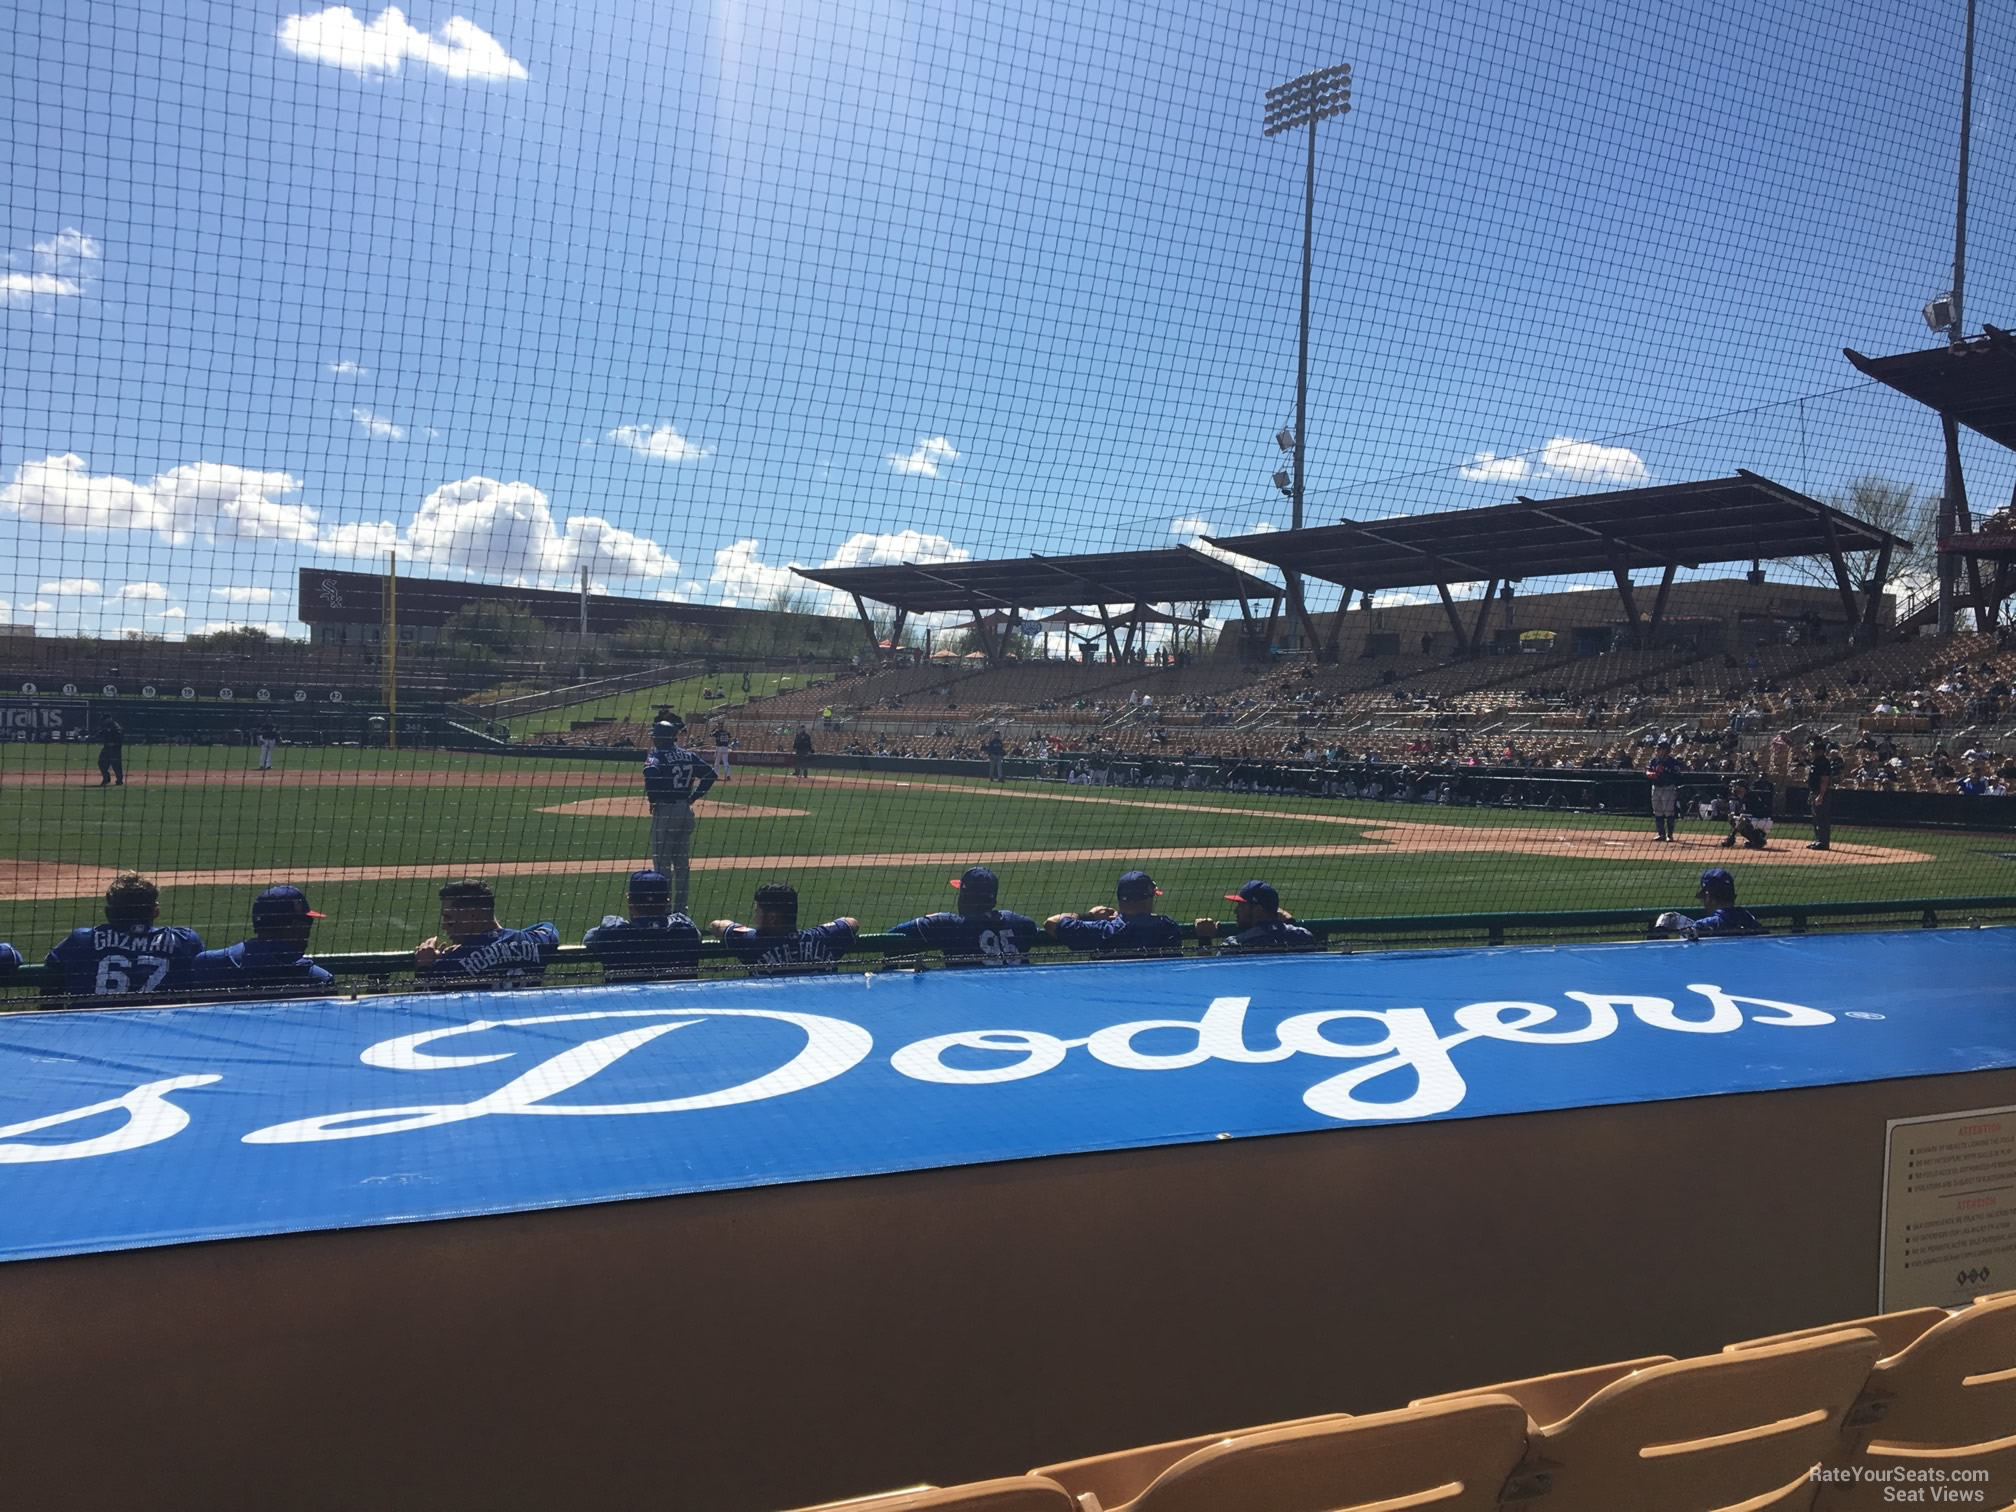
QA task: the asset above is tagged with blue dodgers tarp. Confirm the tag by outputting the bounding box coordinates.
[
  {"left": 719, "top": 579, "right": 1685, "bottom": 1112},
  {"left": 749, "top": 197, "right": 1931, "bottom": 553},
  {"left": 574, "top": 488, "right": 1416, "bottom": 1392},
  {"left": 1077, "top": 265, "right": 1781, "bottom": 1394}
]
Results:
[{"left": 3, "top": 929, "right": 2014, "bottom": 1262}]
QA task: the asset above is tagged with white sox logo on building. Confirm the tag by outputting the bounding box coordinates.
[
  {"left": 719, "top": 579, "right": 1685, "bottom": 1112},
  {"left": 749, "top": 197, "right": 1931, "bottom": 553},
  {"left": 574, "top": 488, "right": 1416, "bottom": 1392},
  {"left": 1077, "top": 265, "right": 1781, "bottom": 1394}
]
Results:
[{"left": 0, "top": 983, "right": 1835, "bottom": 1164}]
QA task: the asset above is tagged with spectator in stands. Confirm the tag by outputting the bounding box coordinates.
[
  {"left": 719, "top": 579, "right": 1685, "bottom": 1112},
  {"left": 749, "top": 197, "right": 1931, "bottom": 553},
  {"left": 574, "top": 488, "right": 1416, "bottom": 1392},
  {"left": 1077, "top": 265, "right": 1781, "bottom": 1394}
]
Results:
[
  {"left": 887, "top": 866, "right": 1041, "bottom": 966},
  {"left": 1721, "top": 778, "right": 1774, "bottom": 850},
  {"left": 1045, "top": 870, "right": 1184, "bottom": 954},
  {"left": 792, "top": 724, "right": 815, "bottom": 779},
  {"left": 1194, "top": 880, "right": 1316, "bottom": 952},
  {"left": 415, "top": 879, "right": 559, "bottom": 989},
  {"left": 43, "top": 872, "right": 204, "bottom": 1002},
  {"left": 1806, "top": 736, "right": 1839, "bottom": 851},
  {"left": 583, "top": 869, "right": 702, "bottom": 981},
  {"left": 711, "top": 882, "right": 857, "bottom": 974},
  {"left": 192, "top": 886, "right": 335, "bottom": 997},
  {"left": 1653, "top": 868, "right": 1764, "bottom": 939}
]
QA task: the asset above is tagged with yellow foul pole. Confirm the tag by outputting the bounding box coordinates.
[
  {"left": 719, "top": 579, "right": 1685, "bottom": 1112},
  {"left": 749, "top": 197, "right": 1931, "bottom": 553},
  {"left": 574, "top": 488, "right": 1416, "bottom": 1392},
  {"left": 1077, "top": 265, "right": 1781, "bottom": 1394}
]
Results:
[{"left": 384, "top": 549, "right": 398, "bottom": 749}]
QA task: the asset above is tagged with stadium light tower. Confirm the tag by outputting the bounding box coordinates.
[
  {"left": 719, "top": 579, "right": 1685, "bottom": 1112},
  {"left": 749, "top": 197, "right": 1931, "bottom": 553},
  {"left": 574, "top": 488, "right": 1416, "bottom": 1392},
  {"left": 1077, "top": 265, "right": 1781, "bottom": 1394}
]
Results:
[{"left": 1264, "top": 62, "right": 1351, "bottom": 651}]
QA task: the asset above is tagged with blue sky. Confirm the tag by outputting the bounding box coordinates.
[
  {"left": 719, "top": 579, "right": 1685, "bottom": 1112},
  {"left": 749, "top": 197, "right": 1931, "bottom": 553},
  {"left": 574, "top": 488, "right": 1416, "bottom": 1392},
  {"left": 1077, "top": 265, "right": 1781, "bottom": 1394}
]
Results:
[{"left": 2, "top": 0, "right": 2009, "bottom": 637}]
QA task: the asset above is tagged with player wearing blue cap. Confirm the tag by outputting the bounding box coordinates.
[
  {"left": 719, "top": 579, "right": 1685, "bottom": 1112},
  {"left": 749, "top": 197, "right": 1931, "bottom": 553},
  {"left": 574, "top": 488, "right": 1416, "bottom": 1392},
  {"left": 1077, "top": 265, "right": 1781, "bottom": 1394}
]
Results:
[
  {"left": 0, "top": 943, "right": 20, "bottom": 976},
  {"left": 583, "top": 870, "right": 703, "bottom": 981},
  {"left": 43, "top": 871, "right": 205, "bottom": 1001},
  {"left": 1045, "top": 870, "right": 1184, "bottom": 954},
  {"left": 888, "top": 866, "right": 1041, "bottom": 966},
  {"left": 643, "top": 717, "right": 717, "bottom": 915},
  {"left": 1645, "top": 739, "right": 1684, "bottom": 843},
  {"left": 414, "top": 879, "right": 560, "bottom": 989},
  {"left": 191, "top": 886, "right": 336, "bottom": 996},
  {"left": 1193, "top": 880, "right": 1317, "bottom": 951},
  {"left": 711, "top": 882, "right": 858, "bottom": 974},
  {"left": 1653, "top": 868, "right": 1765, "bottom": 940}
]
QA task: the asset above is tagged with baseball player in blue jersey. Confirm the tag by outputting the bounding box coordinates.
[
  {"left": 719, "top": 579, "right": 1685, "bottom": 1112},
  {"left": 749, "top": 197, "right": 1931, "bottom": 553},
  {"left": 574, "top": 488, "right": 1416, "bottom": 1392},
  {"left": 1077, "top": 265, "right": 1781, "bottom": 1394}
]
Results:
[
  {"left": 1193, "top": 879, "right": 1317, "bottom": 951},
  {"left": 0, "top": 942, "right": 20, "bottom": 976},
  {"left": 43, "top": 871, "right": 205, "bottom": 1001},
  {"left": 583, "top": 869, "right": 703, "bottom": 981},
  {"left": 888, "top": 865, "right": 1041, "bottom": 965},
  {"left": 1646, "top": 738, "right": 1684, "bottom": 842},
  {"left": 192, "top": 885, "right": 336, "bottom": 997},
  {"left": 414, "top": 878, "right": 559, "bottom": 989},
  {"left": 711, "top": 881, "right": 857, "bottom": 975},
  {"left": 1045, "top": 870, "right": 1185, "bottom": 954},
  {"left": 1653, "top": 868, "right": 1765, "bottom": 939},
  {"left": 643, "top": 718, "right": 716, "bottom": 915}
]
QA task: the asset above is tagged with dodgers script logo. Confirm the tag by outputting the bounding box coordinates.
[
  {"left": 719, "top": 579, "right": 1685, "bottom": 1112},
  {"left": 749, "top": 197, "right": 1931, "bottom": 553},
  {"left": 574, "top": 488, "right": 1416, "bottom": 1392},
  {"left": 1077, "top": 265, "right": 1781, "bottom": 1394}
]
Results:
[{"left": 0, "top": 983, "right": 1833, "bottom": 1165}]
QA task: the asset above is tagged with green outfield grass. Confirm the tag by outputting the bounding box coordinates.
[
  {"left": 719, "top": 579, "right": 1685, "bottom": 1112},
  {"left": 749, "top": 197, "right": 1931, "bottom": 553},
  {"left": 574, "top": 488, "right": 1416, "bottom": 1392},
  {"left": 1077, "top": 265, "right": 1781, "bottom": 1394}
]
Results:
[
  {"left": 0, "top": 742, "right": 2006, "bottom": 961},
  {"left": 506, "top": 671, "right": 810, "bottom": 738}
]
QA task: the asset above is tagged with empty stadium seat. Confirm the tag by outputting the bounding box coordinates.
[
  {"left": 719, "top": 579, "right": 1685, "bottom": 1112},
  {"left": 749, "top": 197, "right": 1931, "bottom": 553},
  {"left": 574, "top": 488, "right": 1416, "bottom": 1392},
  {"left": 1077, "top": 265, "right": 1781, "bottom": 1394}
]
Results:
[
  {"left": 1732, "top": 1296, "right": 2016, "bottom": 1511},
  {"left": 1031, "top": 1413, "right": 1349, "bottom": 1509},
  {"left": 785, "top": 1476, "right": 1075, "bottom": 1511},
  {"left": 1433, "top": 1330, "right": 1880, "bottom": 1511},
  {"left": 1411, "top": 1353, "right": 1677, "bottom": 1426},
  {"left": 1060, "top": 1398, "right": 1529, "bottom": 1512}
]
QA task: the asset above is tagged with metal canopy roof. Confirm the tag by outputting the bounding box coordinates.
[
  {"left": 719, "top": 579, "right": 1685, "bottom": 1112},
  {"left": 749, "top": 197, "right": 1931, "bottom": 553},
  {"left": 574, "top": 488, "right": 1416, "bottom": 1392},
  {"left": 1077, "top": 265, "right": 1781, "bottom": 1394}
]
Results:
[
  {"left": 1202, "top": 473, "right": 1909, "bottom": 593},
  {"left": 1846, "top": 328, "right": 2016, "bottom": 451},
  {"left": 794, "top": 546, "right": 1281, "bottom": 615}
]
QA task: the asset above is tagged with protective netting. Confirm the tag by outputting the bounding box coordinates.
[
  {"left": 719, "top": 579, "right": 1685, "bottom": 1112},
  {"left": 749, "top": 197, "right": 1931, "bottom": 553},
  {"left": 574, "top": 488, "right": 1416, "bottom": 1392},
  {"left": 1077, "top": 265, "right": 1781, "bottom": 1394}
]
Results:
[{"left": 3, "top": 0, "right": 2014, "bottom": 1000}]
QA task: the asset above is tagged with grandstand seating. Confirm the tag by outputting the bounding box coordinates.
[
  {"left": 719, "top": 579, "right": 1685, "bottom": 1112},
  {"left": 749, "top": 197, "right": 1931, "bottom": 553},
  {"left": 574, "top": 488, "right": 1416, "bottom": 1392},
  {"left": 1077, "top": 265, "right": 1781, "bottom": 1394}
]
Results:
[{"left": 782, "top": 1295, "right": 2016, "bottom": 1512}]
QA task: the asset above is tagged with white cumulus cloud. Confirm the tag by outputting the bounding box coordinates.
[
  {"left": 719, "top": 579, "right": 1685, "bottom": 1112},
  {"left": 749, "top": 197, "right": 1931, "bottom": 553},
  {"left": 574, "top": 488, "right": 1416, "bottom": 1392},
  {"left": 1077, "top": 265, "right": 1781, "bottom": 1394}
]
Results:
[
  {"left": 1458, "top": 450, "right": 1530, "bottom": 483},
  {"left": 115, "top": 582, "right": 170, "bottom": 601},
  {"left": 161, "top": 607, "right": 187, "bottom": 619},
  {"left": 38, "top": 578, "right": 102, "bottom": 596},
  {"left": 328, "top": 359, "right": 367, "bottom": 376},
  {"left": 1538, "top": 436, "right": 1649, "bottom": 484},
  {"left": 886, "top": 436, "right": 959, "bottom": 477},
  {"left": 25, "top": 600, "right": 53, "bottom": 613},
  {"left": 707, "top": 530, "right": 969, "bottom": 609},
  {"left": 606, "top": 423, "right": 709, "bottom": 462},
  {"left": 278, "top": 7, "right": 529, "bottom": 79},
  {"left": 0, "top": 454, "right": 320, "bottom": 544},
  {"left": 1169, "top": 515, "right": 1213, "bottom": 537},
  {"left": 2, "top": 227, "right": 100, "bottom": 304},
  {"left": 368, "top": 475, "right": 675, "bottom": 582},
  {"left": 352, "top": 407, "right": 405, "bottom": 440},
  {"left": 213, "top": 586, "right": 275, "bottom": 603}
]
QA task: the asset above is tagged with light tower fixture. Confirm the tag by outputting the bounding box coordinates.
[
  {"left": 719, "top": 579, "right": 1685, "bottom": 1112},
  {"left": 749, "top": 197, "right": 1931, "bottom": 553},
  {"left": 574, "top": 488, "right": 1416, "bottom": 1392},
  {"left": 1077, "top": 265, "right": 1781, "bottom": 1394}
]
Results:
[{"left": 1263, "top": 62, "right": 1352, "bottom": 651}]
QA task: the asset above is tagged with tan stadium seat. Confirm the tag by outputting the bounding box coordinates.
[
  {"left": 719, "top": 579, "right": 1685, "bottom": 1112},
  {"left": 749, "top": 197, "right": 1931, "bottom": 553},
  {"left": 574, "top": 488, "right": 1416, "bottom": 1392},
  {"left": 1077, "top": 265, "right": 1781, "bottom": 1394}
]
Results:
[
  {"left": 1031, "top": 1412, "right": 1350, "bottom": 1510},
  {"left": 1412, "top": 1354, "right": 1677, "bottom": 1426},
  {"left": 1067, "top": 1397, "right": 1529, "bottom": 1512},
  {"left": 783, "top": 1477, "right": 1075, "bottom": 1512},
  {"left": 1441, "top": 1329, "right": 1881, "bottom": 1512},
  {"left": 1727, "top": 1308, "right": 1952, "bottom": 1365},
  {"left": 1737, "top": 1297, "right": 2016, "bottom": 1512}
]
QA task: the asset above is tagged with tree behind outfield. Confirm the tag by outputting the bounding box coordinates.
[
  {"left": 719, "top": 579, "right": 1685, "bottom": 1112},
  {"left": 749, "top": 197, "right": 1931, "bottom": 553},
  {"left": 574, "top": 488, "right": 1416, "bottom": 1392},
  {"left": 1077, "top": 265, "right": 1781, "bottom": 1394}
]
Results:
[{"left": 1787, "top": 474, "right": 1939, "bottom": 606}]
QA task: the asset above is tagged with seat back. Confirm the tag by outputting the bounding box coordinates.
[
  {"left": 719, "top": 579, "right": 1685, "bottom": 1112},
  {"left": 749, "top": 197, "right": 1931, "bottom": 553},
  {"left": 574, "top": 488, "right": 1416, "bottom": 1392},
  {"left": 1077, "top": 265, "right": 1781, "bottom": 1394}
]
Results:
[
  {"left": 1033, "top": 1414, "right": 1349, "bottom": 1511},
  {"left": 786, "top": 1477, "right": 1077, "bottom": 1512},
  {"left": 1413, "top": 1355, "right": 1676, "bottom": 1427},
  {"left": 1515, "top": 1329, "right": 1881, "bottom": 1512},
  {"left": 1125, "top": 1397, "right": 1529, "bottom": 1512},
  {"left": 1728, "top": 1308, "right": 1950, "bottom": 1363},
  {"left": 1861, "top": 1293, "right": 2016, "bottom": 1447}
]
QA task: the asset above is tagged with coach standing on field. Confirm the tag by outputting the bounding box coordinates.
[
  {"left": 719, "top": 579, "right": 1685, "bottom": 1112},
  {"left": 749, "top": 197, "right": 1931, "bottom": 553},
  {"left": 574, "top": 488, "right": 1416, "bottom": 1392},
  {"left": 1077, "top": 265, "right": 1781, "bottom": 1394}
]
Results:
[{"left": 643, "top": 718, "right": 717, "bottom": 915}]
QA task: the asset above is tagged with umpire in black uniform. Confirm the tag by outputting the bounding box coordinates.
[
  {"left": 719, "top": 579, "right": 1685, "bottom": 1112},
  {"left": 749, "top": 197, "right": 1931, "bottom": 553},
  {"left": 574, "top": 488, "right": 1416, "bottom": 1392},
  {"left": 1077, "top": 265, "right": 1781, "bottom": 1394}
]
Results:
[
  {"left": 95, "top": 718, "right": 125, "bottom": 787},
  {"left": 1805, "top": 735, "right": 1839, "bottom": 851}
]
